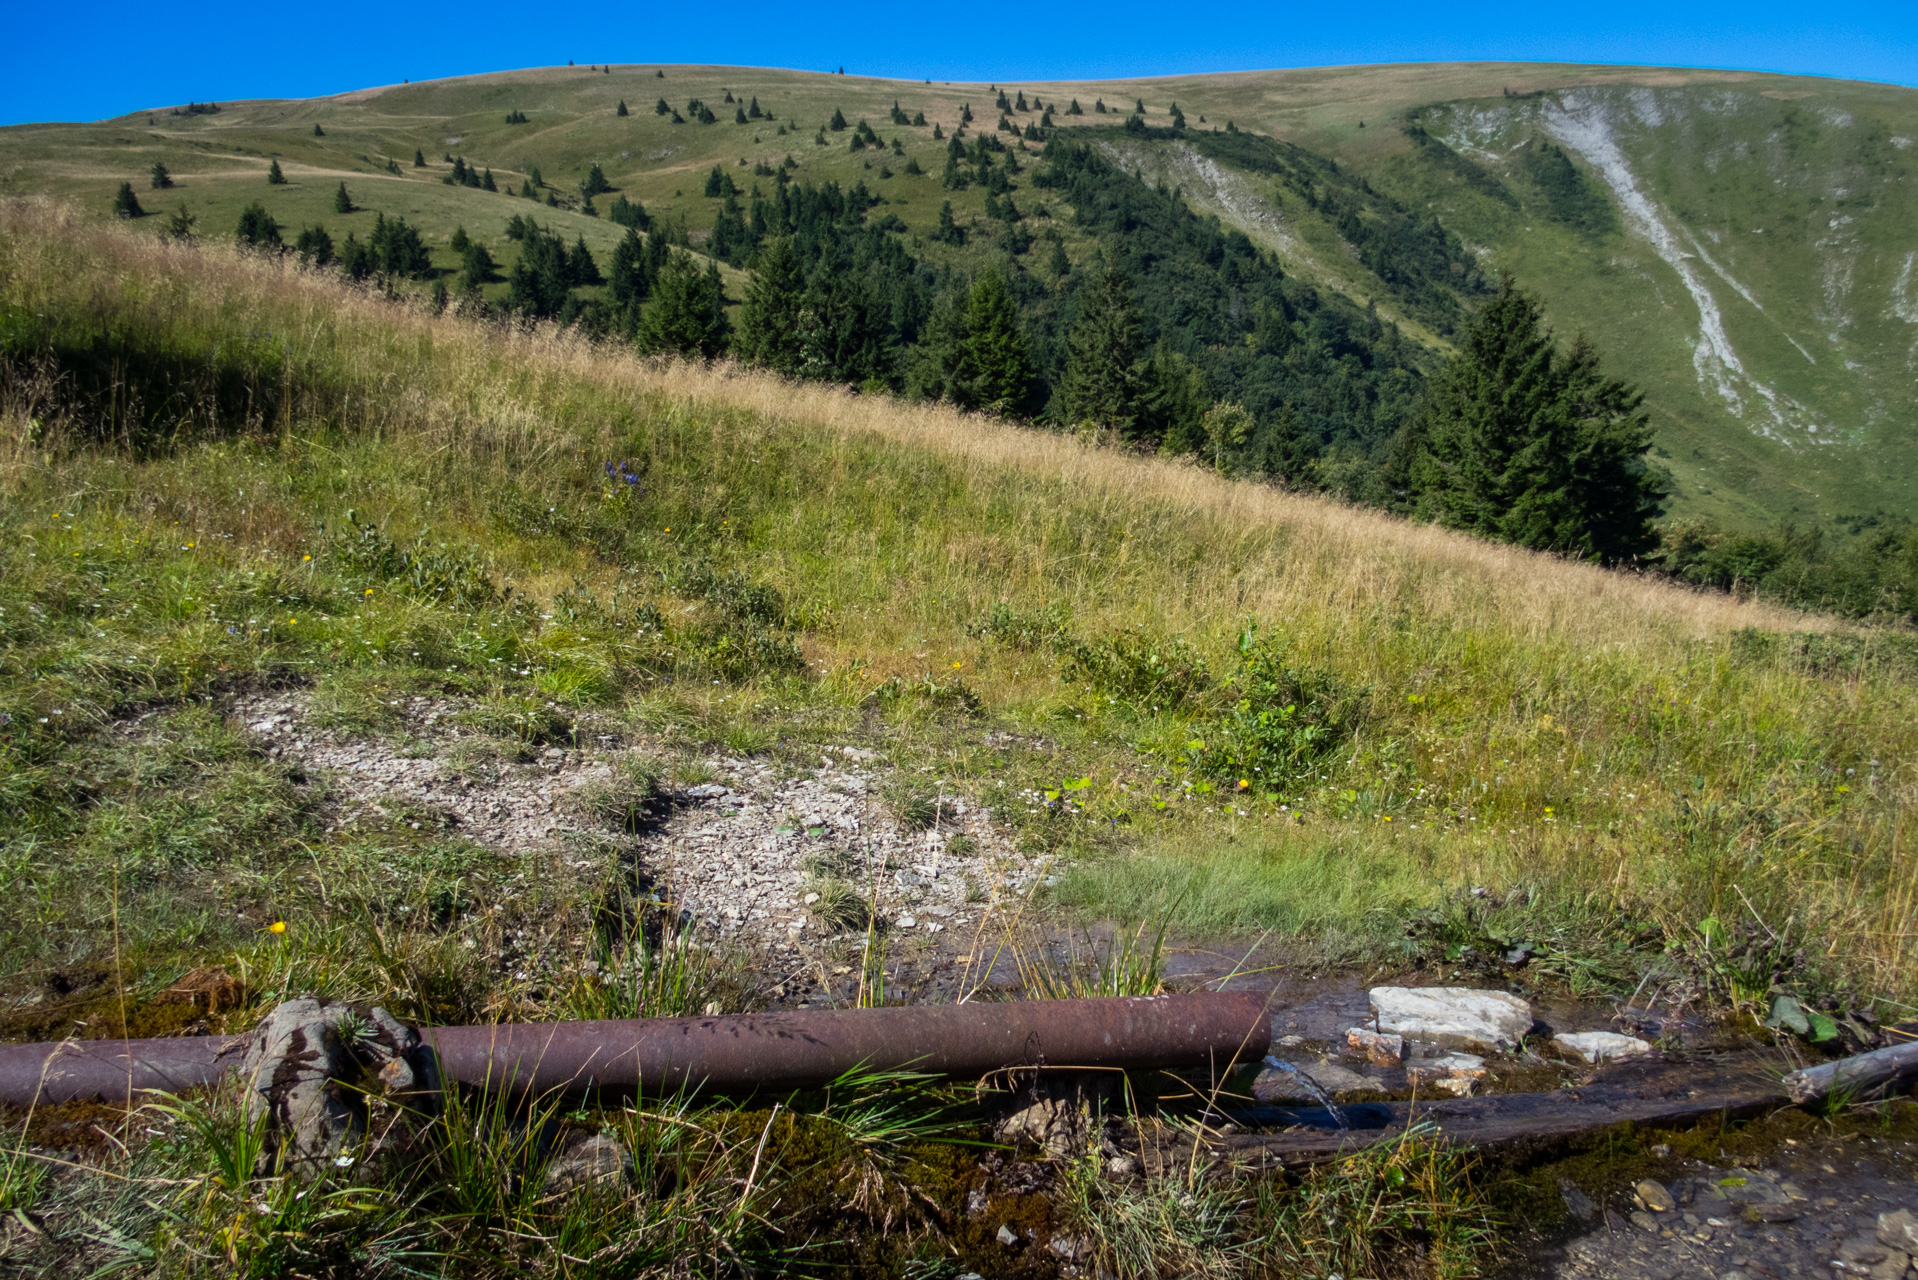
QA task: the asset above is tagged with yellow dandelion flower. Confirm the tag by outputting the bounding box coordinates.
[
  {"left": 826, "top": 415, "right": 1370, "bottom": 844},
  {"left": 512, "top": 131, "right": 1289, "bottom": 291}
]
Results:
[{"left": 265, "top": 920, "right": 287, "bottom": 934}]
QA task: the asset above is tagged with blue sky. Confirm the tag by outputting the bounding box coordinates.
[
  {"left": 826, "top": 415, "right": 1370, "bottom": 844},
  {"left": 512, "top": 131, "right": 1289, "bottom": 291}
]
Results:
[{"left": 4, "top": 0, "right": 1911, "bottom": 126}]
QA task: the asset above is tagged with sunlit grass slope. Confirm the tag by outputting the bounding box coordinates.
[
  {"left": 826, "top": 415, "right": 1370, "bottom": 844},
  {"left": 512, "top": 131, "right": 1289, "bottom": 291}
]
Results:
[{"left": 3, "top": 200, "right": 1915, "bottom": 1006}]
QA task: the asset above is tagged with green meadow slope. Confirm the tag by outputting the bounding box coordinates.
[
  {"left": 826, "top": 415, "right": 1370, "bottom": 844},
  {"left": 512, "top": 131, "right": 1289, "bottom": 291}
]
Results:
[{"left": 1, "top": 61, "right": 1915, "bottom": 524}]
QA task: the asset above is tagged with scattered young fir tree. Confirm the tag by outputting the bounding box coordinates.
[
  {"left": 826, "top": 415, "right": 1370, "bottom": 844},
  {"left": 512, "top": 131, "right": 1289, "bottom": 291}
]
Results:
[
  {"left": 159, "top": 204, "right": 197, "bottom": 242},
  {"left": 460, "top": 240, "right": 497, "bottom": 287},
  {"left": 736, "top": 107, "right": 749, "bottom": 125},
  {"left": 656, "top": 97, "right": 670, "bottom": 115},
  {"left": 617, "top": 99, "right": 629, "bottom": 116},
  {"left": 569, "top": 236, "right": 602, "bottom": 286},
  {"left": 1060, "top": 267, "right": 1146, "bottom": 436},
  {"left": 608, "top": 227, "right": 658, "bottom": 310},
  {"left": 312, "top": 123, "right": 325, "bottom": 136},
  {"left": 449, "top": 226, "right": 470, "bottom": 254},
  {"left": 333, "top": 182, "right": 354, "bottom": 213},
  {"left": 1404, "top": 277, "right": 1665, "bottom": 563},
  {"left": 637, "top": 252, "right": 731, "bottom": 358},
  {"left": 150, "top": 162, "right": 172, "bottom": 189},
  {"left": 294, "top": 224, "right": 334, "bottom": 266},
  {"left": 414, "top": 149, "right": 425, "bottom": 167},
  {"left": 234, "top": 202, "right": 281, "bottom": 249},
  {"left": 582, "top": 162, "right": 612, "bottom": 196},
  {"left": 267, "top": 159, "right": 286, "bottom": 184},
  {"left": 734, "top": 235, "right": 806, "bottom": 375},
  {"left": 829, "top": 108, "right": 848, "bottom": 131},
  {"left": 934, "top": 200, "right": 965, "bottom": 245},
  {"left": 112, "top": 182, "right": 143, "bottom": 219}
]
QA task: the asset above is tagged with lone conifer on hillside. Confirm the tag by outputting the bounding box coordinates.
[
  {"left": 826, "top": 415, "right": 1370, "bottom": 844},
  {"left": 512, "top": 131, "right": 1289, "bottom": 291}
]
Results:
[
  {"left": 735, "top": 235, "right": 805, "bottom": 374},
  {"left": 267, "top": 159, "right": 286, "bottom": 184},
  {"left": 1061, "top": 268, "right": 1145, "bottom": 437},
  {"left": 313, "top": 124, "right": 324, "bottom": 136},
  {"left": 235, "top": 202, "right": 282, "bottom": 249},
  {"left": 414, "top": 149, "right": 425, "bottom": 167},
  {"left": 333, "top": 182, "right": 354, "bottom": 213},
  {"left": 150, "top": 162, "right": 172, "bottom": 189},
  {"left": 617, "top": 99, "right": 628, "bottom": 116},
  {"left": 1406, "top": 277, "right": 1665, "bottom": 562},
  {"left": 112, "top": 182, "right": 143, "bottom": 219},
  {"left": 637, "top": 252, "right": 730, "bottom": 359}
]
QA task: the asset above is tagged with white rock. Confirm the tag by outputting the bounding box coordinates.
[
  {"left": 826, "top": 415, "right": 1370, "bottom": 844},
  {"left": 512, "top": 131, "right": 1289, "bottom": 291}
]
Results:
[
  {"left": 1369, "top": 987, "right": 1533, "bottom": 1051},
  {"left": 1555, "top": 1031, "right": 1653, "bottom": 1064},
  {"left": 897, "top": 915, "right": 917, "bottom": 928}
]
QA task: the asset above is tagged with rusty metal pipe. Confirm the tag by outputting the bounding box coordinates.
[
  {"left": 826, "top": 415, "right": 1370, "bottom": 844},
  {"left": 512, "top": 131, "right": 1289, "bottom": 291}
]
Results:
[{"left": 0, "top": 992, "right": 1270, "bottom": 1108}]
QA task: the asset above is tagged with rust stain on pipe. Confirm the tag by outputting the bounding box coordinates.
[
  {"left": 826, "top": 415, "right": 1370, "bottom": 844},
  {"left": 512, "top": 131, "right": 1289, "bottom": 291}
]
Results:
[{"left": 0, "top": 992, "right": 1270, "bottom": 1108}]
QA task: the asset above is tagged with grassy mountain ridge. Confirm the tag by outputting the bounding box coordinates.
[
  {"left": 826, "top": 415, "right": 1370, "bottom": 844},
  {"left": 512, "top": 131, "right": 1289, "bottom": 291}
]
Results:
[{"left": 2, "top": 60, "right": 1915, "bottom": 531}]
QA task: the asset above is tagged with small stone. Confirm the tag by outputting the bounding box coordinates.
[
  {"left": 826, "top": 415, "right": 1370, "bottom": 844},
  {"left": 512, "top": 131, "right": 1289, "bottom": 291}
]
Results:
[
  {"left": 997, "top": 1224, "right": 1019, "bottom": 1247},
  {"left": 1744, "top": 1202, "right": 1800, "bottom": 1224},
  {"left": 1252, "top": 1059, "right": 1383, "bottom": 1102},
  {"left": 1880, "top": 1211, "right": 1918, "bottom": 1254},
  {"left": 1835, "top": 1234, "right": 1890, "bottom": 1272},
  {"left": 1631, "top": 1210, "right": 1661, "bottom": 1233},
  {"left": 543, "top": 1133, "right": 631, "bottom": 1194},
  {"left": 1406, "top": 1052, "right": 1488, "bottom": 1088},
  {"left": 897, "top": 915, "right": 917, "bottom": 928},
  {"left": 1555, "top": 1030, "right": 1654, "bottom": 1063},
  {"left": 1346, "top": 1027, "right": 1407, "bottom": 1064},
  {"left": 1635, "top": 1180, "right": 1677, "bottom": 1213},
  {"left": 1106, "top": 1154, "right": 1141, "bottom": 1177},
  {"left": 965, "top": 1189, "right": 988, "bottom": 1217},
  {"left": 1369, "top": 986, "right": 1533, "bottom": 1052},
  {"left": 1559, "top": 1178, "right": 1598, "bottom": 1222}
]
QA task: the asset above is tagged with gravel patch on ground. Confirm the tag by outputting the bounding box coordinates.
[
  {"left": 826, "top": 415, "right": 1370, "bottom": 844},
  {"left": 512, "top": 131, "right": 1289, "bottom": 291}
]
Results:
[{"left": 227, "top": 692, "right": 1049, "bottom": 961}]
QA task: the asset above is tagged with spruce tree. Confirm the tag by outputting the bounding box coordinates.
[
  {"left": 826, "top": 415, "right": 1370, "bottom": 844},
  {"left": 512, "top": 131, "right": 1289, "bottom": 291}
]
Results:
[
  {"left": 829, "top": 108, "right": 848, "bottom": 131},
  {"left": 333, "top": 181, "right": 354, "bottom": 213},
  {"left": 267, "top": 159, "right": 286, "bottom": 184},
  {"left": 414, "top": 149, "right": 426, "bottom": 167},
  {"left": 617, "top": 99, "right": 629, "bottom": 116},
  {"left": 735, "top": 236, "right": 806, "bottom": 375},
  {"left": 934, "top": 200, "right": 964, "bottom": 245},
  {"left": 608, "top": 227, "right": 654, "bottom": 307},
  {"left": 1060, "top": 268, "right": 1145, "bottom": 436},
  {"left": 150, "top": 162, "right": 172, "bottom": 189},
  {"left": 637, "top": 252, "right": 731, "bottom": 358},
  {"left": 958, "top": 270, "right": 1033, "bottom": 413},
  {"left": 112, "top": 182, "right": 144, "bottom": 219},
  {"left": 461, "top": 241, "right": 496, "bottom": 286},
  {"left": 295, "top": 224, "right": 334, "bottom": 266},
  {"left": 313, "top": 124, "right": 325, "bottom": 137},
  {"left": 582, "top": 162, "right": 611, "bottom": 196},
  {"left": 1407, "top": 278, "right": 1664, "bottom": 562},
  {"left": 235, "top": 202, "right": 282, "bottom": 249},
  {"left": 569, "top": 236, "right": 602, "bottom": 286},
  {"left": 656, "top": 97, "right": 670, "bottom": 114},
  {"left": 451, "top": 226, "right": 470, "bottom": 253},
  {"left": 160, "top": 205, "right": 197, "bottom": 242}
]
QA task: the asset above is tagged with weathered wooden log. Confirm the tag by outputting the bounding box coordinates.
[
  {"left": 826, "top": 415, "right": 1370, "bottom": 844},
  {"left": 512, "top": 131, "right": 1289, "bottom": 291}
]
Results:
[
  {"left": 1221, "top": 1053, "right": 1789, "bottom": 1166},
  {"left": 1784, "top": 1040, "right": 1918, "bottom": 1106}
]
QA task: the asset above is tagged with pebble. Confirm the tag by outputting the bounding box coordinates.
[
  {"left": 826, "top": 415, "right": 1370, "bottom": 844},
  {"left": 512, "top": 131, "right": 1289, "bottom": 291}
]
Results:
[{"left": 1635, "top": 1180, "right": 1677, "bottom": 1213}]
